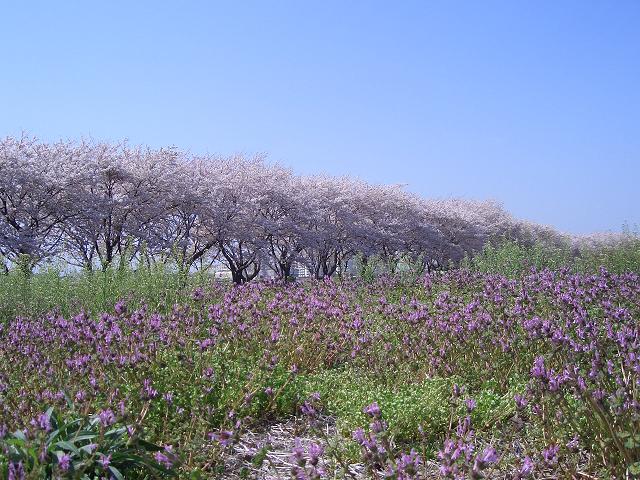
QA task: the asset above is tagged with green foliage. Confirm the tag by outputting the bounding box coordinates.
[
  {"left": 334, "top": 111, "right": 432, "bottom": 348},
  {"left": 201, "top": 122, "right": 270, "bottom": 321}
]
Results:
[
  {"left": 462, "top": 240, "right": 573, "bottom": 277},
  {"left": 2, "top": 249, "right": 640, "bottom": 477},
  {"left": 298, "top": 369, "right": 510, "bottom": 443},
  {"left": 464, "top": 235, "right": 640, "bottom": 277},
  {"left": 575, "top": 233, "right": 640, "bottom": 274},
  {"left": 0, "top": 407, "right": 177, "bottom": 479},
  {"left": 0, "top": 264, "right": 215, "bottom": 320}
]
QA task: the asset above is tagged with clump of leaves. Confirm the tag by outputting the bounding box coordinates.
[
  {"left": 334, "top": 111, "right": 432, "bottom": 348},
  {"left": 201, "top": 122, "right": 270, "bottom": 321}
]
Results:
[{"left": 0, "top": 407, "right": 178, "bottom": 479}]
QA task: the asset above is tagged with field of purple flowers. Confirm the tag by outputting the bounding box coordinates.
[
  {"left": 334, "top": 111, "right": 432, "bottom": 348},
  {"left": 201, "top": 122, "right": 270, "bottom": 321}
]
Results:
[{"left": 1, "top": 267, "right": 639, "bottom": 478}]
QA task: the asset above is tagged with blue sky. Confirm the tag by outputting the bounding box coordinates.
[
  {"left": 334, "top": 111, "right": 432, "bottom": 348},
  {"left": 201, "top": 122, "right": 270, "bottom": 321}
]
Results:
[{"left": 1, "top": 1, "right": 638, "bottom": 234}]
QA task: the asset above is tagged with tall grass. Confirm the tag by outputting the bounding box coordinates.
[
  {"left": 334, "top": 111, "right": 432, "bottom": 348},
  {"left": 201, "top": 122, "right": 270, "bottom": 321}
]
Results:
[
  {"left": 462, "top": 235, "right": 640, "bottom": 277},
  {"left": 0, "top": 263, "right": 215, "bottom": 320},
  {"left": 3, "top": 235, "right": 638, "bottom": 320}
]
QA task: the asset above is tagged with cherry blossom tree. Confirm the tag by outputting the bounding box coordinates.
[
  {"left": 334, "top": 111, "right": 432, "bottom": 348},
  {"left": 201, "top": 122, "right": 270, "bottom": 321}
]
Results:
[
  {"left": 295, "top": 176, "right": 359, "bottom": 279},
  {"left": 61, "top": 141, "right": 181, "bottom": 271},
  {"left": 142, "top": 156, "right": 218, "bottom": 273},
  {"left": 254, "top": 167, "right": 307, "bottom": 280},
  {"left": 0, "top": 135, "right": 84, "bottom": 272},
  {"left": 1, "top": 134, "right": 602, "bottom": 279},
  {"left": 205, "top": 155, "right": 266, "bottom": 284}
]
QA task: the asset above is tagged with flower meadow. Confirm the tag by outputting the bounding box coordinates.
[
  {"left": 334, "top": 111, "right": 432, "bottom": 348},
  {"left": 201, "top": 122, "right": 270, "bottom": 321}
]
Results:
[{"left": 1, "top": 267, "right": 640, "bottom": 479}]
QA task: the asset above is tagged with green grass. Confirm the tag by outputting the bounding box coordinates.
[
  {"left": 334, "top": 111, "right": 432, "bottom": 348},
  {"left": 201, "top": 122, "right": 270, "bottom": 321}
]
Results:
[
  {"left": 462, "top": 235, "right": 640, "bottom": 277},
  {"left": 0, "top": 264, "right": 215, "bottom": 320}
]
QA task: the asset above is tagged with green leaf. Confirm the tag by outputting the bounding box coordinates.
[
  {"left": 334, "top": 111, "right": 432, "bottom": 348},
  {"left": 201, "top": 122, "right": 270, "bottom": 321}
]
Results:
[
  {"left": 12, "top": 430, "right": 27, "bottom": 441},
  {"left": 105, "top": 427, "right": 127, "bottom": 438},
  {"left": 79, "top": 444, "right": 98, "bottom": 454},
  {"left": 46, "top": 428, "right": 62, "bottom": 444},
  {"left": 108, "top": 466, "right": 125, "bottom": 480},
  {"left": 55, "top": 440, "right": 80, "bottom": 454},
  {"left": 62, "top": 390, "right": 74, "bottom": 409},
  {"left": 59, "top": 418, "right": 83, "bottom": 432},
  {"left": 251, "top": 446, "right": 269, "bottom": 467}
]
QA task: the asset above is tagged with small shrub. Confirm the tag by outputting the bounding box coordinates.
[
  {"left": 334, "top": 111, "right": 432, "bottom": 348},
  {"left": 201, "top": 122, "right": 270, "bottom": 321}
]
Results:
[{"left": 0, "top": 407, "right": 177, "bottom": 479}]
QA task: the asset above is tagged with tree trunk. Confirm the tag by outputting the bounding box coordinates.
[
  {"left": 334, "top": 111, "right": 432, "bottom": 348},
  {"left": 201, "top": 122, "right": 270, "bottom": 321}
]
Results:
[
  {"left": 279, "top": 261, "right": 291, "bottom": 280},
  {"left": 231, "top": 269, "right": 245, "bottom": 285}
]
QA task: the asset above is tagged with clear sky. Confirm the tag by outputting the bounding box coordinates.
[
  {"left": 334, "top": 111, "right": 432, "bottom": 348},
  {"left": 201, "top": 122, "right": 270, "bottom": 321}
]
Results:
[{"left": 1, "top": 1, "right": 638, "bottom": 234}]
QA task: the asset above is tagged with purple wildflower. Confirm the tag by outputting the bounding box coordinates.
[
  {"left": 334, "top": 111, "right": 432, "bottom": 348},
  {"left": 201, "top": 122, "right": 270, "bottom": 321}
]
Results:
[
  {"left": 191, "top": 287, "right": 204, "bottom": 301},
  {"left": 514, "top": 394, "right": 528, "bottom": 410},
  {"left": 291, "top": 438, "right": 306, "bottom": 467},
  {"left": 518, "top": 456, "right": 534, "bottom": 478},
  {"left": 114, "top": 300, "right": 127, "bottom": 316},
  {"left": 542, "top": 444, "right": 559, "bottom": 465},
  {"left": 58, "top": 453, "right": 71, "bottom": 472},
  {"left": 308, "top": 443, "right": 324, "bottom": 466},
  {"left": 98, "top": 453, "right": 111, "bottom": 468},
  {"left": 209, "top": 429, "right": 235, "bottom": 447},
  {"left": 363, "top": 402, "right": 382, "bottom": 418},
  {"left": 98, "top": 408, "right": 116, "bottom": 427},
  {"left": 395, "top": 449, "right": 422, "bottom": 478},
  {"left": 465, "top": 398, "right": 477, "bottom": 413},
  {"left": 142, "top": 378, "right": 158, "bottom": 399},
  {"left": 8, "top": 461, "right": 25, "bottom": 480},
  {"left": 31, "top": 411, "right": 52, "bottom": 432},
  {"left": 154, "top": 447, "right": 175, "bottom": 469},
  {"left": 531, "top": 356, "right": 546, "bottom": 378},
  {"left": 566, "top": 435, "right": 579, "bottom": 451}
]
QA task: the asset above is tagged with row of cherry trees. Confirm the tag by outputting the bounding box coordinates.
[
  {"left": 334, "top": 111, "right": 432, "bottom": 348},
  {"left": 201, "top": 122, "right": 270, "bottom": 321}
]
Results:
[{"left": 1, "top": 135, "right": 568, "bottom": 281}]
